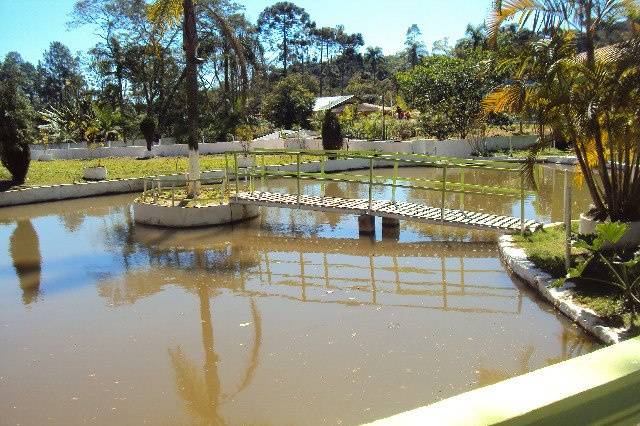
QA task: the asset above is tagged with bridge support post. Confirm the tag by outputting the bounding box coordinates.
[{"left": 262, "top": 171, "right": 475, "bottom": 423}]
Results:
[
  {"left": 382, "top": 217, "right": 400, "bottom": 240},
  {"left": 358, "top": 214, "right": 376, "bottom": 236}
]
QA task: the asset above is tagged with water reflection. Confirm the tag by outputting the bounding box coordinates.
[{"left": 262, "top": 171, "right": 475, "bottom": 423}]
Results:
[
  {"left": 0, "top": 166, "right": 603, "bottom": 425},
  {"left": 98, "top": 230, "right": 263, "bottom": 425},
  {"left": 116, "top": 225, "right": 520, "bottom": 314},
  {"left": 9, "top": 220, "right": 41, "bottom": 304}
]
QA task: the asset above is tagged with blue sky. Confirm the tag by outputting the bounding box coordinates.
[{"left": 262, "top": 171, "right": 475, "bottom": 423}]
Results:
[{"left": 0, "top": 0, "right": 492, "bottom": 64}]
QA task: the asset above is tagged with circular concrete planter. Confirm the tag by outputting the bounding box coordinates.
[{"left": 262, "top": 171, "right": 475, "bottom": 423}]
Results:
[
  {"left": 38, "top": 151, "right": 54, "bottom": 161},
  {"left": 579, "top": 213, "right": 640, "bottom": 249},
  {"left": 237, "top": 156, "right": 254, "bottom": 168},
  {"left": 83, "top": 166, "right": 107, "bottom": 181},
  {"left": 134, "top": 201, "right": 259, "bottom": 228}
]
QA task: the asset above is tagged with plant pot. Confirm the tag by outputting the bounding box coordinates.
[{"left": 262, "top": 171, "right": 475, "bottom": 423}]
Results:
[
  {"left": 83, "top": 166, "right": 107, "bottom": 181},
  {"left": 579, "top": 213, "right": 640, "bottom": 250},
  {"left": 237, "top": 156, "right": 254, "bottom": 168},
  {"left": 38, "top": 151, "right": 53, "bottom": 162}
]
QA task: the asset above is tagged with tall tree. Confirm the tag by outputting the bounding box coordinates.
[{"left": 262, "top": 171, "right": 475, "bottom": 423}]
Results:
[
  {"left": 312, "top": 26, "right": 337, "bottom": 95},
  {"left": 364, "top": 46, "right": 384, "bottom": 79},
  {"left": 37, "top": 42, "right": 85, "bottom": 108},
  {"left": 257, "top": 2, "right": 311, "bottom": 76},
  {"left": 405, "top": 24, "right": 426, "bottom": 68}
]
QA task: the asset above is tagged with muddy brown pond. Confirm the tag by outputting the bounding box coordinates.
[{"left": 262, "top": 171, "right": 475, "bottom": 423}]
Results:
[{"left": 0, "top": 165, "right": 600, "bottom": 425}]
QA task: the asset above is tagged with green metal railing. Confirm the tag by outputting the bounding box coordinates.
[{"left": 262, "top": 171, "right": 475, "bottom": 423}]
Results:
[{"left": 140, "top": 149, "right": 531, "bottom": 233}]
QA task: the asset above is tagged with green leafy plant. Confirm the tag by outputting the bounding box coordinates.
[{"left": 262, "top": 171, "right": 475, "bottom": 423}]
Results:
[
  {"left": 0, "top": 74, "right": 34, "bottom": 184},
  {"left": 139, "top": 115, "right": 157, "bottom": 151},
  {"left": 568, "top": 222, "right": 640, "bottom": 310},
  {"left": 321, "top": 110, "right": 343, "bottom": 152}
]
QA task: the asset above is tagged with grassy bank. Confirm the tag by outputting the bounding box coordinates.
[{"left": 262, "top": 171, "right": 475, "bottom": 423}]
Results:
[
  {"left": 512, "top": 225, "right": 639, "bottom": 331},
  {"left": 492, "top": 147, "right": 573, "bottom": 158},
  {"left": 0, "top": 154, "right": 311, "bottom": 187},
  {"left": 0, "top": 153, "right": 516, "bottom": 188}
]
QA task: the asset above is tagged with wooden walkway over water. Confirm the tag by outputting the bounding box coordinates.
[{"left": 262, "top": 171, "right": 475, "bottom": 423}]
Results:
[{"left": 233, "top": 191, "right": 543, "bottom": 233}]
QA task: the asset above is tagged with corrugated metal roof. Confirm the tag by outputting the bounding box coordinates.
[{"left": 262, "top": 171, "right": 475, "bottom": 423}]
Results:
[{"left": 313, "top": 95, "right": 354, "bottom": 112}]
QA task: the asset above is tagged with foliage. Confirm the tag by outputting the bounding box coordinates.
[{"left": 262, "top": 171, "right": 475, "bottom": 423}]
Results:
[
  {"left": 37, "top": 41, "right": 85, "bottom": 108},
  {"left": 484, "top": 0, "right": 640, "bottom": 222},
  {"left": 321, "top": 110, "right": 343, "bottom": 150},
  {"left": 513, "top": 222, "right": 640, "bottom": 329},
  {"left": 261, "top": 73, "right": 317, "bottom": 129},
  {"left": 257, "top": 2, "right": 312, "bottom": 76},
  {"left": 405, "top": 24, "right": 427, "bottom": 68},
  {"left": 339, "top": 113, "right": 419, "bottom": 141},
  {"left": 139, "top": 115, "right": 157, "bottom": 150},
  {"left": 568, "top": 222, "right": 640, "bottom": 310},
  {"left": 0, "top": 69, "right": 35, "bottom": 183},
  {"left": 39, "top": 97, "right": 121, "bottom": 146},
  {"left": 398, "top": 54, "right": 497, "bottom": 139},
  {"left": 512, "top": 224, "right": 579, "bottom": 278}
]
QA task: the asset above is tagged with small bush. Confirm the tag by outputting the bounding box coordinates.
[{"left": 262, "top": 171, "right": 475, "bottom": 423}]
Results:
[
  {"left": 1, "top": 142, "right": 30, "bottom": 184},
  {"left": 321, "top": 110, "right": 343, "bottom": 151},
  {"left": 0, "top": 81, "right": 34, "bottom": 184},
  {"left": 139, "top": 115, "right": 157, "bottom": 151}
]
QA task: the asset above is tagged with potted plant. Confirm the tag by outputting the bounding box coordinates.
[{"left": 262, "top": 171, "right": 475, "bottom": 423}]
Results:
[
  {"left": 234, "top": 125, "right": 254, "bottom": 168},
  {"left": 82, "top": 126, "right": 107, "bottom": 181}
]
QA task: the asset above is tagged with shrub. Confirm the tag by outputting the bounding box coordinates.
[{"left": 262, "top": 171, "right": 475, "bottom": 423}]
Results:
[
  {"left": 261, "top": 74, "right": 317, "bottom": 130},
  {"left": 418, "top": 113, "right": 456, "bottom": 140},
  {"left": 139, "top": 115, "right": 157, "bottom": 151},
  {"left": 1, "top": 142, "right": 30, "bottom": 184},
  {"left": 321, "top": 110, "right": 343, "bottom": 151},
  {"left": 339, "top": 114, "right": 420, "bottom": 141},
  {"left": 0, "top": 81, "right": 33, "bottom": 184}
]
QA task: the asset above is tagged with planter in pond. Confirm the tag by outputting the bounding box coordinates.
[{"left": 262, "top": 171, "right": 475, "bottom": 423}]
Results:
[
  {"left": 133, "top": 201, "right": 259, "bottom": 228},
  {"left": 83, "top": 166, "right": 108, "bottom": 181},
  {"left": 579, "top": 213, "right": 640, "bottom": 249},
  {"left": 38, "top": 151, "right": 53, "bottom": 162},
  {"left": 237, "top": 155, "right": 254, "bottom": 168}
]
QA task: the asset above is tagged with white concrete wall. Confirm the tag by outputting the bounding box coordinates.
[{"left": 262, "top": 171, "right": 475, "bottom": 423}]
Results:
[
  {"left": 30, "top": 137, "right": 176, "bottom": 151},
  {"left": 29, "top": 136, "right": 537, "bottom": 161}
]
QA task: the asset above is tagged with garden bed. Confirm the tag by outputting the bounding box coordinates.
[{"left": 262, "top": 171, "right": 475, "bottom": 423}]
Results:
[{"left": 501, "top": 225, "right": 638, "bottom": 343}]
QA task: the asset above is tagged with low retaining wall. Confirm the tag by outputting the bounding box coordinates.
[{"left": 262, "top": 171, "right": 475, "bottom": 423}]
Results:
[
  {"left": 30, "top": 136, "right": 537, "bottom": 161},
  {"left": 134, "top": 202, "right": 259, "bottom": 227},
  {"left": 371, "top": 336, "right": 640, "bottom": 425},
  {"left": 498, "top": 233, "right": 630, "bottom": 344}
]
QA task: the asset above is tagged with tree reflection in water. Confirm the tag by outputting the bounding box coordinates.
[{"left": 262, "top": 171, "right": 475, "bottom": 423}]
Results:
[
  {"left": 9, "top": 220, "right": 42, "bottom": 305},
  {"left": 97, "top": 223, "right": 262, "bottom": 426}
]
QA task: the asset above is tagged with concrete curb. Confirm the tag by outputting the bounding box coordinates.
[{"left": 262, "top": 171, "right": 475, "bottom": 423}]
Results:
[
  {"left": 497, "top": 234, "right": 630, "bottom": 344},
  {"left": 133, "top": 202, "right": 259, "bottom": 227}
]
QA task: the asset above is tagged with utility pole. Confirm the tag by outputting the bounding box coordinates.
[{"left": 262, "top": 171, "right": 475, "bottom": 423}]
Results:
[{"left": 381, "top": 92, "right": 386, "bottom": 141}]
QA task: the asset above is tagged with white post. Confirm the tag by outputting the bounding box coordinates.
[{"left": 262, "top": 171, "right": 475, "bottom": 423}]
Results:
[{"left": 564, "top": 170, "right": 572, "bottom": 272}]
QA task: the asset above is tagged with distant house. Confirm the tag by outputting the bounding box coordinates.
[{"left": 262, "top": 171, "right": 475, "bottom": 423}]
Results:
[
  {"left": 313, "top": 95, "right": 355, "bottom": 112},
  {"left": 313, "top": 95, "right": 385, "bottom": 116}
]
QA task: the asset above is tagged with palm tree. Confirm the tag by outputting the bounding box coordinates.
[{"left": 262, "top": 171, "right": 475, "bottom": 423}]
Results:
[
  {"left": 148, "top": 0, "right": 249, "bottom": 196},
  {"left": 364, "top": 46, "right": 383, "bottom": 79},
  {"left": 484, "top": 0, "right": 640, "bottom": 222}
]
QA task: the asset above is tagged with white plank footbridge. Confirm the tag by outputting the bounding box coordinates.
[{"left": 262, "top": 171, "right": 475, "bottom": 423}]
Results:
[{"left": 145, "top": 149, "right": 545, "bottom": 234}]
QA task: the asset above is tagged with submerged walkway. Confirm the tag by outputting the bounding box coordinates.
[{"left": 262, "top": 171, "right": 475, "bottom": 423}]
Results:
[{"left": 233, "top": 191, "right": 543, "bottom": 233}]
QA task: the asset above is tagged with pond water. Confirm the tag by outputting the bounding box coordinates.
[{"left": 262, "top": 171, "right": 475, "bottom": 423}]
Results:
[{"left": 0, "top": 164, "right": 599, "bottom": 425}]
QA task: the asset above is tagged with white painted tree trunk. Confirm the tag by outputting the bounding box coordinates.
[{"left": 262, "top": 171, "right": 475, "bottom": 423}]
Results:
[{"left": 188, "top": 147, "right": 201, "bottom": 196}]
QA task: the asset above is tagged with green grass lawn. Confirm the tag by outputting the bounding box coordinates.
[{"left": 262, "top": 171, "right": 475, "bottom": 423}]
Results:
[
  {"left": 512, "top": 224, "right": 639, "bottom": 332},
  {"left": 492, "top": 147, "right": 573, "bottom": 158},
  {"left": 0, "top": 154, "right": 311, "bottom": 187},
  {"left": 0, "top": 153, "right": 517, "bottom": 188}
]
